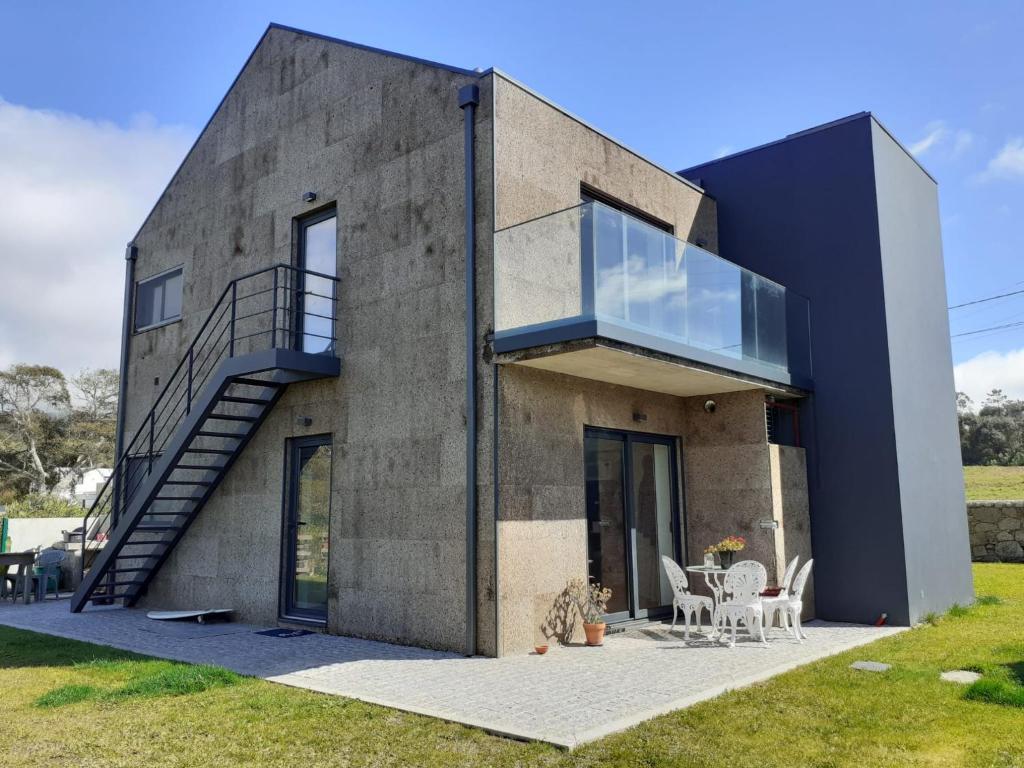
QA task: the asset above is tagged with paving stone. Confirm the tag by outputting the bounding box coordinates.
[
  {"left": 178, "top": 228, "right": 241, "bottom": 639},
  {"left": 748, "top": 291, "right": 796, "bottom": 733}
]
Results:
[
  {"left": 0, "top": 598, "right": 904, "bottom": 749},
  {"left": 940, "top": 670, "right": 982, "bottom": 684},
  {"left": 850, "top": 660, "right": 891, "bottom": 672}
]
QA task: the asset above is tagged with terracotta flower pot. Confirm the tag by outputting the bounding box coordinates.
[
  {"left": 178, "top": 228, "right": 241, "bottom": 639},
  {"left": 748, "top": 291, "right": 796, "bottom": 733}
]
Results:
[
  {"left": 584, "top": 622, "right": 607, "bottom": 646},
  {"left": 534, "top": 644, "right": 549, "bottom": 655}
]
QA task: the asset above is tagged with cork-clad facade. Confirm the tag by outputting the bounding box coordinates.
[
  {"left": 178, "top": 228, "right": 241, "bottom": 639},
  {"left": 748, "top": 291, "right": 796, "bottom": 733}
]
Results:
[{"left": 73, "top": 24, "right": 972, "bottom": 657}]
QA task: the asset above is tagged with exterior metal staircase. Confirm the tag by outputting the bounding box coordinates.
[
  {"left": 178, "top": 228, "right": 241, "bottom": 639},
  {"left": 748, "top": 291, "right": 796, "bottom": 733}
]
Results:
[{"left": 71, "top": 263, "right": 339, "bottom": 612}]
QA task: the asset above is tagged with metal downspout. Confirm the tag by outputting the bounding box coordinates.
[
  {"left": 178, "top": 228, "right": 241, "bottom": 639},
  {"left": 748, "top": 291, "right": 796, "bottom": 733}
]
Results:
[
  {"left": 112, "top": 243, "right": 137, "bottom": 527},
  {"left": 459, "top": 83, "right": 480, "bottom": 657}
]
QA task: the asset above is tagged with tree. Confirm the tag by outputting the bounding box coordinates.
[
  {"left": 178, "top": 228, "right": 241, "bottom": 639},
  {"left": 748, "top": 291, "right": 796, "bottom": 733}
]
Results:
[
  {"left": 66, "top": 368, "right": 119, "bottom": 475},
  {"left": 71, "top": 368, "right": 119, "bottom": 421},
  {"left": 0, "top": 364, "right": 71, "bottom": 493},
  {"left": 957, "top": 389, "right": 1024, "bottom": 466}
]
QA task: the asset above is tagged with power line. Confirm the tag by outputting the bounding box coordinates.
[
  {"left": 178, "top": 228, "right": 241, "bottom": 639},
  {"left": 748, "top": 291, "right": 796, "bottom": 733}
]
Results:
[
  {"left": 951, "top": 320, "right": 1024, "bottom": 339},
  {"left": 949, "top": 288, "right": 1024, "bottom": 310}
]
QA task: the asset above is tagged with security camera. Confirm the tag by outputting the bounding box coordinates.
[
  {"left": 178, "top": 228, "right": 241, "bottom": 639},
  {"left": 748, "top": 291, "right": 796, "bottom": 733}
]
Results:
[{"left": 704, "top": 400, "right": 717, "bottom": 414}]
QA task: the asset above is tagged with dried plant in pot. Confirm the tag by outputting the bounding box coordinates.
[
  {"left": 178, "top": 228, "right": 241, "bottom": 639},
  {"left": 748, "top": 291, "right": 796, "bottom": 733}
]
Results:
[{"left": 568, "top": 578, "right": 613, "bottom": 646}]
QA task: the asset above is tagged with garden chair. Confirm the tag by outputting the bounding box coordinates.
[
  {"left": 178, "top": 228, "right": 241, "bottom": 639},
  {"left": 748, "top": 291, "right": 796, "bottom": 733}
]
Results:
[
  {"left": 32, "top": 549, "right": 65, "bottom": 601},
  {"left": 778, "top": 559, "right": 814, "bottom": 643},
  {"left": 761, "top": 555, "right": 800, "bottom": 632},
  {"left": 661, "top": 556, "right": 714, "bottom": 640},
  {"left": 712, "top": 560, "right": 768, "bottom": 647}
]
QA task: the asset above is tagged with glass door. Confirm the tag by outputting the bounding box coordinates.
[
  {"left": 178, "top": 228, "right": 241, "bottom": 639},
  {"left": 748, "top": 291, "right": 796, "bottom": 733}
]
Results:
[
  {"left": 282, "top": 435, "right": 332, "bottom": 623},
  {"left": 296, "top": 209, "right": 337, "bottom": 354},
  {"left": 584, "top": 428, "right": 682, "bottom": 621}
]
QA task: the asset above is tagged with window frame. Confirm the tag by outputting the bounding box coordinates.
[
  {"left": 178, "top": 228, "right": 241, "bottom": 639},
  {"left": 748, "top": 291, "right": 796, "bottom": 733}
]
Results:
[{"left": 134, "top": 265, "right": 184, "bottom": 333}]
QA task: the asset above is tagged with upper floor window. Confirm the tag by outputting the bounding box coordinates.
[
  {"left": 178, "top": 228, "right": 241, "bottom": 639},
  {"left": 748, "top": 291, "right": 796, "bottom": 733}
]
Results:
[
  {"left": 580, "top": 185, "right": 674, "bottom": 234},
  {"left": 135, "top": 267, "right": 183, "bottom": 332}
]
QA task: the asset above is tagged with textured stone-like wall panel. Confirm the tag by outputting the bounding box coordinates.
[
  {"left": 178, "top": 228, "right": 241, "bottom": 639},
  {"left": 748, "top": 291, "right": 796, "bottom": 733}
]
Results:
[
  {"left": 967, "top": 501, "right": 1024, "bottom": 562},
  {"left": 133, "top": 28, "right": 486, "bottom": 653},
  {"left": 496, "top": 365, "right": 693, "bottom": 654},
  {"left": 493, "top": 76, "right": 718, "bottom": 250},
  {"left": 770, "top": 444, "right": 814, "bottom": 617}
]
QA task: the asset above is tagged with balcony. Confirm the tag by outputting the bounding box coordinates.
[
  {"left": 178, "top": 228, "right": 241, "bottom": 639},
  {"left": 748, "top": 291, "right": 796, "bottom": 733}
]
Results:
[{"left": 493, "top": 201, "right": 812, "bottom": 396}]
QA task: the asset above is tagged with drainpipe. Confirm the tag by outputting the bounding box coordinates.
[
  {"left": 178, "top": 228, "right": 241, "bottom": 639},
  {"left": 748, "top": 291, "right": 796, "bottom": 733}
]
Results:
[
  {"left": 459, "top": 83, "right": 480, "bottom": 657},
  {"left": 112, "top": 243, "right": 137, "bottom": 527}
]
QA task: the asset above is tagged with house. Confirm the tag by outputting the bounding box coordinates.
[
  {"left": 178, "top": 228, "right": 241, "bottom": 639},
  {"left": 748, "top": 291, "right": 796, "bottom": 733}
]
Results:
[{"left": 71, "top": 24, "right": 973, "bottom": 656}]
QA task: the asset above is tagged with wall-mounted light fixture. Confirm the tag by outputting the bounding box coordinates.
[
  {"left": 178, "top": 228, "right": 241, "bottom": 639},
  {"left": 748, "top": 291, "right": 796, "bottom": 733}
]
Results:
[
  {"left": 296, "top": 416, "right": 313, "bottom": 427},
  {"left": 759, "top": 519, "right": 780, "bottom": 530},
  {"left": 632, "top": 411, "right": 648, "bottom": 423},
  {"left": 302, "top": 192, "right": 317, "bottom": 203},
  {"left": 703, "top": 399, "right": 717, "bottom": 414}
]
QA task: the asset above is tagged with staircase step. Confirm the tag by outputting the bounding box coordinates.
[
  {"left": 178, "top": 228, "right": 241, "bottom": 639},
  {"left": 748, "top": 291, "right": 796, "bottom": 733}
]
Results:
[
  {"left": 133, "top": 524, "right": 181, "bottom": 532},
  {"left": 230, "top": 378, "right": 281, "bottom": 389},
  {"left": 163, "top": 479, "right": 214, "bottom": 486},
  {"left": 197, "top": 430, "right": 247, "bottom": 439},
  {"left": 174, "top": 464, "right": 226, "bottom": 471},
  {"left": 184, "top": 448, "right": 234, "bottom": 455},
  {"left": 207, "top": 413, "right": 259, "bottom": 422},
  {"left": 220, "top": 395, "right": 273, "bottom": 405},
  {"left": 152, "top": 495, "right": 204, "bottom": 502}
]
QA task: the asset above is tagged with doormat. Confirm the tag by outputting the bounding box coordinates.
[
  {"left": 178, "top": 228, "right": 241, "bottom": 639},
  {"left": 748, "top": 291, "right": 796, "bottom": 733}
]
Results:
[{"left": 256, "top": 628, "right": 314, "bottom": 638}]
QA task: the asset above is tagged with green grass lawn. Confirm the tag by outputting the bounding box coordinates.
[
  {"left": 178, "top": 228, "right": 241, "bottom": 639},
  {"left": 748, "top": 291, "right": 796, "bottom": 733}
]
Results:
[
  {"left": 964, "top": 465, "right": 1024, "bottom": 500},
  {"left": 1, "top": 564, "right": 1023, "bottom": 767}
]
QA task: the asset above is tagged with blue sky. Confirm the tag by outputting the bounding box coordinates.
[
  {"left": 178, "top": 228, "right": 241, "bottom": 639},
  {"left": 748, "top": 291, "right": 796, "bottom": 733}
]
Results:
[{"left": 0, "top": 1, "right": 1021, "bottom": 401}]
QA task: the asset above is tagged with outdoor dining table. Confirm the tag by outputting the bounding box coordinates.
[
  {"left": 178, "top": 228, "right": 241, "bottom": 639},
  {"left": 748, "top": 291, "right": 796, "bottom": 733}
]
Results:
[
  {"left": 0, "top": 551, "right": 37, "bottom": 604},
  {"left": 685, "top": 564, "right": 730, "bottom": 611}
]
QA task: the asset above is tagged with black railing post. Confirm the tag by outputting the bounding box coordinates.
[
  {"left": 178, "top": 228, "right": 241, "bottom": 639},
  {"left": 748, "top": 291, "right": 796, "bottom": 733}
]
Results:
[
  {"left": 186, "top": 348, "right": 193, "bottom": 415},
  {"left": 148, "top": 411, "right": 155, "bottom": 472},
  {"left": 271, "top": 267, "right": 279, "bottom": 349},
  {"left": 229, "top": 281, "right": 237, "bottom": 357}
]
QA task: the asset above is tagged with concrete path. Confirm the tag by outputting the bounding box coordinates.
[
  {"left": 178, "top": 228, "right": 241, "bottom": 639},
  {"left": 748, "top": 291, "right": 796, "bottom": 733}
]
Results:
[{"left": 0, "top": 599, "right": 904, "bottom": 748}]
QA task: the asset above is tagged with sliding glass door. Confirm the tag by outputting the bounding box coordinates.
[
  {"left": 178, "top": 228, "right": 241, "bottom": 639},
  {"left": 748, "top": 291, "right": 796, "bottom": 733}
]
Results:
[{"left": 585, "top": 428, "right": 681, "bottom": 622}]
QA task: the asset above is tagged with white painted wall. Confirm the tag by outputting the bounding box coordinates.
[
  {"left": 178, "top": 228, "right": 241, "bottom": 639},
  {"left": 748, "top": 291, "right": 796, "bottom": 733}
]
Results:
[{"left": 5, "top": 517, "right": 81, "bottom": 552}]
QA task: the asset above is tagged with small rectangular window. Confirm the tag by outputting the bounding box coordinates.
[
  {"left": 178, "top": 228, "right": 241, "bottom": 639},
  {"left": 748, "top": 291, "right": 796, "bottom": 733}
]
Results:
[{"left": 135, "top": 268, "right": 183, "bottom": 331}]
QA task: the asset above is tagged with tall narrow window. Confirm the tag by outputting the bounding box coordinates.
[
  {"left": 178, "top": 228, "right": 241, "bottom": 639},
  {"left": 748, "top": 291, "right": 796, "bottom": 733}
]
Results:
[
  {"left": 135, "top": 267, "right": 183, "bottom": 331},
  {"left": 296, "top": 209, "right": 337, "bottom": 354}
]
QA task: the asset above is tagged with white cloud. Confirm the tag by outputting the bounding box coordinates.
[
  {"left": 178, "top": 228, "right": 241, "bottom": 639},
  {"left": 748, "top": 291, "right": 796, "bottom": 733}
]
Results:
[
  {"left": 908, "top": 121, "right": 947, "bottom": 156},
  {"left": 952, "top": 129, "right": 974, "bottom": 157},
  {"left": 979, "top": 137, "right": 1024, "bottom": 181},
  {"left": 713, "top": 145, "right": 735, "bottom": 159},
  {"left": 954, "top": 347, "right": 1024, "bottom": 405},
  {"left": 0, "top": 98, "right": 193, "bottom": 374}
]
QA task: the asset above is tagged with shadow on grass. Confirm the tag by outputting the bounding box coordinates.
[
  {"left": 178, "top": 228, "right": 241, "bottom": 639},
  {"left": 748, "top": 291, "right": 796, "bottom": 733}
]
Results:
[
  {"left": 34, "top": 659, "right": 241, "bottom": 708},
  {"left": 964, "top": 660, "right": 1024, "bottom": 709},
  {"left": 0, "top": 625, "right": 143, "bottom": 670}
]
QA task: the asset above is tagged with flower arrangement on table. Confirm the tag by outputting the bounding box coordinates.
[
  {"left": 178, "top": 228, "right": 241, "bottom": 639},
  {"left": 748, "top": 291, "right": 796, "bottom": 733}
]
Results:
[{"left": 704, "top": 535, "right": 746, "bottom": 568}]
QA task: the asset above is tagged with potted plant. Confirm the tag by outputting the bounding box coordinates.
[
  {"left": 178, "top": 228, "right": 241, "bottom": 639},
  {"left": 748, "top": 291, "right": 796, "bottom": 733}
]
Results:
[
  {"left": 569, "top": 578, "right": 613, "bottom": 646},
  {"left": 709, "top": 535, "right": 746, "bottom": 569}
]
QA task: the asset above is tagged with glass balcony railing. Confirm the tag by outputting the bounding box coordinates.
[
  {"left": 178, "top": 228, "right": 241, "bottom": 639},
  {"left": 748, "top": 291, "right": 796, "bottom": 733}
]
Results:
[{"left": 494, "top": 201, "right": 811, "bottom": 383}]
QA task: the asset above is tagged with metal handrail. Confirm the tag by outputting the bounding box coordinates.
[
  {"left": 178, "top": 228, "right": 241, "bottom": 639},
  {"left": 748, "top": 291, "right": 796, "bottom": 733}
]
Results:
[{"left": 80, "top": 263, "right": 339, "bottom": 579}]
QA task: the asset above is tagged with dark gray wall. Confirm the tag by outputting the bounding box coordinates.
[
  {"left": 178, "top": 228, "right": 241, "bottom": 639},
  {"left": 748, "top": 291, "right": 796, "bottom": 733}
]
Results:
[
  {"left": 870, "top": 121, "right": 974, "bottom": 617},
  {"left": 682, "top": 113, "right": 971, "bottom": 624}
]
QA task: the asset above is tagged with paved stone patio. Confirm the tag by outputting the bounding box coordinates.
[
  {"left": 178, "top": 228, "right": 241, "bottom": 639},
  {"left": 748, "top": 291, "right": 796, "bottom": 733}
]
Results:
[{"left": 0, "top": 598, "right": 903, "bottom": 748}]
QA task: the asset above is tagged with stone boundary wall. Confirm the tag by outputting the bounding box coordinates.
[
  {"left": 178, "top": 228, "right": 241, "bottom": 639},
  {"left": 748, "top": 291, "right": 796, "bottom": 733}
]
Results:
[{"left": 968, "top": 501, "right": 1024, "bottom": 562}]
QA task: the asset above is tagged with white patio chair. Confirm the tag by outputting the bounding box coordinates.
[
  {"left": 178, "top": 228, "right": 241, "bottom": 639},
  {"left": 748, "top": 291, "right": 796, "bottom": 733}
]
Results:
[
  {"left": 779, "top": 559, "right": 814, "bottom": 643},
  {"left": 761, "top": 555, "right": 800, "bottom": 632},
  {"left": 660, "top": 556, "right": 714, "bottom": 640},
  {"left": 713, "top": 560, "right": 768, "bottom": 647}
]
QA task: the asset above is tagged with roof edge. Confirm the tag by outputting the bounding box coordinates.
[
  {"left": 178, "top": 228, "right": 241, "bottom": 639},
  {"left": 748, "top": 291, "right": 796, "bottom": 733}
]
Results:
[
  {"left": 266, "top": 23, "right": 479, "bottom": 77},
  {"left": 679, "top": 111, "right": 937, "bottom": 185},
  {"left": 131, "top": 23, "right": 482, "bottom": 244}
]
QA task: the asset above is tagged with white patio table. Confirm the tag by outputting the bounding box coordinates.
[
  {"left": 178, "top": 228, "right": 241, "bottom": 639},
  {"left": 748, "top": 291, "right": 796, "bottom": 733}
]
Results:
[{"left": 685, "top": 565, "right": 728, "bottom": 612}]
